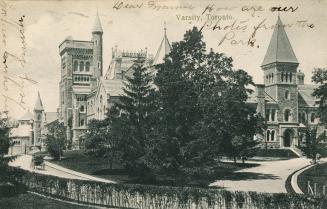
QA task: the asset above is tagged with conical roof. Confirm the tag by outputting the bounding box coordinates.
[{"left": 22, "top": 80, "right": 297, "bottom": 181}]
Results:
[
  {"left": 92, "top": 12, "right": 103, "bottom": 33},
  {"left": 153, "top": 24, "right": 172, "bottom": 65},
  {"left": 34, "top": 92, "right": 44, "bottom": 111},
  {"left": 19, "top": 110, "right": 33, "bottom": 121},
  {"left": 261, "top": 16, "right": 298, "bottom": 66}
]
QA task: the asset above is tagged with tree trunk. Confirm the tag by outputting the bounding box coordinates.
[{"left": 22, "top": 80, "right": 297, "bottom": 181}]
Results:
[
  {"left": 233, "top": 156, "right": 237, "bottom": 164},
  {"left": 242, "top": 157, "right": 245, "bottom": 164}
]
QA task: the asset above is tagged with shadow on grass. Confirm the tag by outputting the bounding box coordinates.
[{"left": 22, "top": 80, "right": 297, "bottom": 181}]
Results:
[{"left": 218, "top": 172, "right": 280, "bottom": 181}]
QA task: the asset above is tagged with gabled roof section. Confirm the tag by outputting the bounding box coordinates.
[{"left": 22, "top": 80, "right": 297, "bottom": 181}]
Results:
[
  {"left": 298, "top": 84, "right": 319, "bottom": 107},
  {"left": 100, "top": 78, "right": 124, "bottom": 97},
  {"left": 92, "top": 12, "right": 103, "bottom": 33},
  {"left": 19, "top": 110, "right": 33, "bottom": 121},
  {"left": 34, "top": 92, "right": 44, "bottom": 111},
  {"left": 262, "top": 16, "right": 298, "bottom": 66},
  {"left": 153, "top": 24, "right": 172, "bottom": 65}
]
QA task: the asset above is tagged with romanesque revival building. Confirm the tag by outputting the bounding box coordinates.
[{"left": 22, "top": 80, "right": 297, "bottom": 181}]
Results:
[
  {"left": 248, "top": 17, "right": 325, "bottom": 150},
  {"left": 59, "top": 14, "right": 171, "bottom": 145},
  {"left": 58, "top": 14, "right": 324, "bottom": 150}
]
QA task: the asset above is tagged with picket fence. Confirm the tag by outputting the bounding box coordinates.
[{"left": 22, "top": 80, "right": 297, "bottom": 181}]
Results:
[{"left": 14, "top": 168, "right": 327, "bottom": 209}]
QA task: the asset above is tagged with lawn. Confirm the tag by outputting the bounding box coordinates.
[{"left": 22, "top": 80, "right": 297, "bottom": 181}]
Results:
[
  {"left": 0, "top": 193, "right": 95, "bottom": 209},
  {"left": 297, "top": 162, "right": 327, "bottom": 196},
  {"left": 50, "top": 150, "right": 259, "bottom": 187}
]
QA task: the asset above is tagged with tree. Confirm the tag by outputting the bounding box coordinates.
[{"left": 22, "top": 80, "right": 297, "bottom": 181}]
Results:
[
  {"left": 300, "top": 126, "right": 326, "bottom": 163},
  {"left": 115, "top": 58, "right": 157, "bottom": 177},
  {"left": 83, "top": 108, "right": 122, "bottom": 169},
  {"left": 299, "top": 68, "right": 327, "bottom": 163},
  {"left": 45, "top": 120, "right": 66, "bottom": 160},
  {"left": 0, "top": 111, "right": 15, "bottom": 183},
  {"left": 153, "top": 27, "right": 263, "bottom": 172},
  {"left": 312, "top": 68, "right": 327, "bottom": 124}
]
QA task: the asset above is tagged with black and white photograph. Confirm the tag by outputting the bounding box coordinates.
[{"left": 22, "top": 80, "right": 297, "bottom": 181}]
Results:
[{"left": 1, "top": 0, "right": 327, "bottom": 208}]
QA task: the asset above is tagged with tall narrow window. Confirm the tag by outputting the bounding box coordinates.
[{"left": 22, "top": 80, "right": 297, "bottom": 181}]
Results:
[
  {"left": 266, "top": 109, "right": 270, "bottom": 121},
  {"left": 80, "top": 62, "right": 84, "bottom": 71},
  {"left": 73, "top": 61, "right": 78, "bottom": 72},
  {"left": 80, "top": 119, "right": 84, "bottom": 126},
  {"left": 80, "top": 105, "right": 85, "bottom": 113},
  {"left": 271, "top": 73, "right": 274, "bottom": 82},
  {"left": 311, "top": 113, "right": 315, "bottom": 123},
  {"left": 290, "top": 73, "right": 292, "bottom": 82},
  {"left": 266, "top": 130, "right": 271, "bottom": 141},
  {"left": 285, "top": 90, "right": 290, "bottom": 100},
  {"left": 284, "top": 109, "right": 291, "bottom": 122},
  {"left": 271, "top": 109, "right": 275, "bottom": 121},
  {"left": 281, "top": 72, "right": 284, "bottom": 82},
  {"left": 271, "top": 130, "right": 275, "bottom": 141},
  {"left": 86, "top": 62, "right": 90, "bottom": 72}
]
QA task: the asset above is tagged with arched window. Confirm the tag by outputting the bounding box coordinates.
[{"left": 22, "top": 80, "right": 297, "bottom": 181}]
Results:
[
  {"left": 266, "top": 130, "right": 271, "bottom": 141},
  {"left": 284, "top": 109, "right": 291, "bottom": 122},
  {"left": 80, "top": 62, "right": 84, "bottom": 71},
  {"left": 80, "top": 119, "right": 84, "bottom": 126},
  {"left": 271, "top": 73, "right": 274, "bottom": 82},
  {"left": 37, "top": 114, "right": 41, "bottom": 121},
  {"left": 271, "top": 130, "right": 275, "bottom": 141},
  {"left": 103, "top": 105, "right": 106, "bottom": 113},
  {"left": 285, "top": 90, "right": 290, "bottom": 100},
  {"left": 86, "top": 62, "right": 90, "bottom": 72},
  {"left": 281, "top": 72, "right": 284, "bottom": 82},
  {"left": 73, "top": 61, "right": 78, "bottom": 71},
  {"left": 100, "top": 95, "right": 103, "bottom": 105},
  {"left": 311, "top": 113, "right": 315, "bottom": 123}
]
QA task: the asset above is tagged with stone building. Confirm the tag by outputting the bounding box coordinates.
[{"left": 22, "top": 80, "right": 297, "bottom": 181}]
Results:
[
  {"left": 248, "top": 17, "right": 325, "bottom": 150},
  {"left": 59, "top": 14, "right": 171, "bottom": 145},
  {"left": 9, "top": 93, "right": 58, "bottom": 154}
]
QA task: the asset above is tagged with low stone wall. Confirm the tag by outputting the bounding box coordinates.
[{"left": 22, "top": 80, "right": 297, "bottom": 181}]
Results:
[{"left": 14, "top": 168, "right": 327, "bottom": 209}]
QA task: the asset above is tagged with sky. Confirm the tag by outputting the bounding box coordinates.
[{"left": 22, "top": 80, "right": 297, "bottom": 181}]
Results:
[{"left": 1, "top": 0, "right": 327, "bottom": 119}]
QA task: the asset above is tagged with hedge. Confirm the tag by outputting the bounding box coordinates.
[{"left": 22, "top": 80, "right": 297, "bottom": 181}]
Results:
[{"left": 12, "top": 168, "right": 327, "bottom": 209}]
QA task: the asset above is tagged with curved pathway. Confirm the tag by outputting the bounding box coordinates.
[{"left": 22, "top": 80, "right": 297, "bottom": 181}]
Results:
[
  {"left": 210, "top": 157, "right": 311, "bottom": 193},
  {"left": 9, "top": 155, "right": 115, "bottom": 183}
]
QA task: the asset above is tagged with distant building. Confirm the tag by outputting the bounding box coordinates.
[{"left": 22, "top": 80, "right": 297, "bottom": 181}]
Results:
[
  {"left": 9, "top": 92, "right": 58, "bottom": 155},
  {"left": 248, "top": 16, "right": 326, "bottom": 150},
  {"left": 58, "top": 13, "right": 171, "bottom": 146}
]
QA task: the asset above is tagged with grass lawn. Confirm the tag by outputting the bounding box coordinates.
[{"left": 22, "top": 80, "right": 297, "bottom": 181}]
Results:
[
  {"left": 50, "top": 150, "right": 259, "bottom": 187},
  {"left": 298, "top": 162, "right": 327, "bottom": 196},
  {"left": 0, "top": 193, "right": 95, "bottom": 209}
]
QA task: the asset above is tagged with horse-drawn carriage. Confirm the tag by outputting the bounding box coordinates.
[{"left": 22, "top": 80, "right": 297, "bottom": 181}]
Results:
[{"left": 30, "top": 155, "right": 45, "bottom": 170}]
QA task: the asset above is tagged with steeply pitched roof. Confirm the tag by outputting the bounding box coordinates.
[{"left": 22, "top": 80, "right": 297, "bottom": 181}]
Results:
[
  {"left": 153, "top": 25, "right": 172, "bottom": 65},
  {"left": 92, "top": 12, "right": 103, "bottom": 33},
  {"left": 34, "top": 92, "right": 44, "bottom": 111},
  {"left": 101, "top": 79, "right": 124, "bottom": 97},
  {"left": 262, "top": 16, "right": 298, "bottom": 66},
  {"left": 19, "top": 110, "right": 33, "bottom": 121},
  {"left": 298, "top": 84, "right": 319, "bottom": 107}
]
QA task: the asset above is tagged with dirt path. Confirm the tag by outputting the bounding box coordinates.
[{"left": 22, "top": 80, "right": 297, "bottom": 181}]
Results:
[
  {"left": 210, "top": 157, "right": 312, "bottom": 193},
  {"left": 9, "top": 155, "right": 115, "bottom": 183}
]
